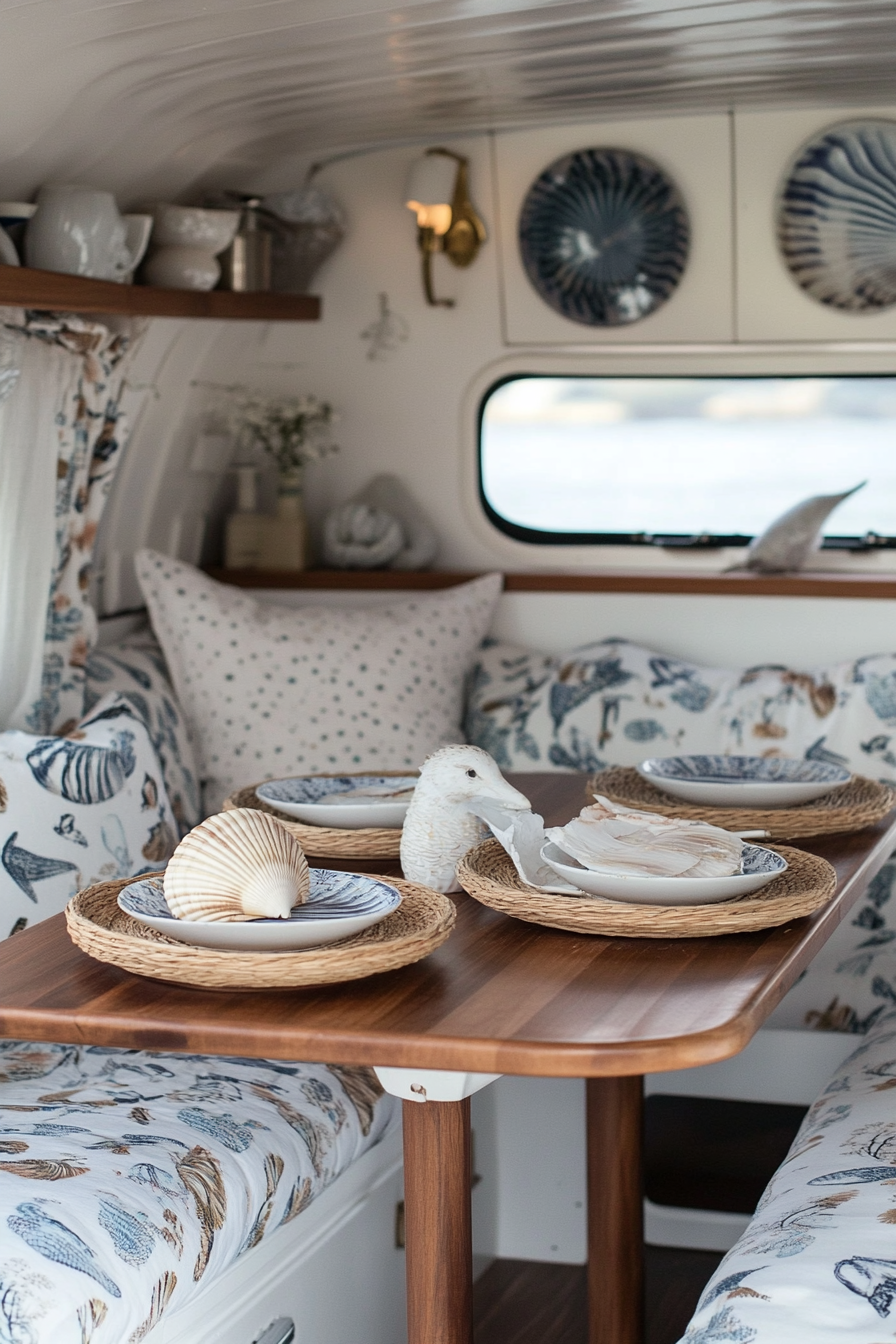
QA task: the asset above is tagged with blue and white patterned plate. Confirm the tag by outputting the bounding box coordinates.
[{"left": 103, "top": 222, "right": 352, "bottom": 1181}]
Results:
[
  {"left": 541, "top": 840, "right": 787, "bottom": 905},
  {"left": 518, "top": 147, "right": 690, "bottom": 327},
  {"left": 779, "top": 119, "right": 896, "bottom": 312},
  {"left": 118, "top": 872, "right": 402, "bottom": 951},
  {"left": 256, "top": 775, "right": 418, "bottom": 829},
  {"left": 637, "top": 754, "right": 851, "bottom": 807}
]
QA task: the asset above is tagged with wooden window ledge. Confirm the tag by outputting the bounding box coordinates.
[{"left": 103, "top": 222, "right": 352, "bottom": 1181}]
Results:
[{"left": 205, "top": 568, "right": 896, "bottom": 600}]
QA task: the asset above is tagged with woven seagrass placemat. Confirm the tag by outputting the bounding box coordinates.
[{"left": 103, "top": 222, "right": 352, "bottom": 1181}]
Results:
[
  {"left": 224, "top": 772, "right": 416, "bottom": 858},
  {"left": 66, "top": 873, "right": 454, "bottom": 989},
  {"left": 456, "top": 839, "right": 835, "bottom": 939},
  {"left": 587, "top": 768, "right": 896, "bottom": 840}
]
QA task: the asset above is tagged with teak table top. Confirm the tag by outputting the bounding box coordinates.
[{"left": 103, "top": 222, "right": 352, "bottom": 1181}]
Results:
[{"left": 0, "top": 773, "right": 892, "bottom": 1078}]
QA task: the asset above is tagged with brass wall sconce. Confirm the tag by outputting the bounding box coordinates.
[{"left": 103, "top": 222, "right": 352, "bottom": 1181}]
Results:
[{"left": 405, "top": 148, "right": 487, "bottom": 307}]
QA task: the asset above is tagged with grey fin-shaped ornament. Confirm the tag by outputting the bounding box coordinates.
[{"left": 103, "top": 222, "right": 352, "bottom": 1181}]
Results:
[
  {"left": 732, "top": 482, "right": 865, "bottom": 573},
  {"left": 2, "top": 833, "right": 78, "bottom": 902}
]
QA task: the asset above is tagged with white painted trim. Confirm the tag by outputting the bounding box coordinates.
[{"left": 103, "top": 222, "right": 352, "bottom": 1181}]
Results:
[{"left": 644, "top": 1199, "right": 750, "bottom": 1253}]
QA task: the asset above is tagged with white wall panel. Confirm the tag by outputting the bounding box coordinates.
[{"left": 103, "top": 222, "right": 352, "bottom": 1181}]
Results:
[
  {"left": 494, "top": 115, "right": 734, "bottom": 345},
  {"left": 255, "top": 587, "right": 896, "bottom": 669}
]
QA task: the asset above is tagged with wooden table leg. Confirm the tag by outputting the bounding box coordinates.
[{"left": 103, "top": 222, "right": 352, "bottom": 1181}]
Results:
[
  {"left": 586, "top": 1076, "right": 644, "bottom": 1344},
  {"left": 402, "top": 1095, "right": 473, "bottom": 1344}
]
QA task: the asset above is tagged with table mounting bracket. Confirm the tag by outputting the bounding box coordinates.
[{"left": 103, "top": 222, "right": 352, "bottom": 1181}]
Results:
[{"left": 374, "top": 1066, "right": 501, "bottom": 1102}]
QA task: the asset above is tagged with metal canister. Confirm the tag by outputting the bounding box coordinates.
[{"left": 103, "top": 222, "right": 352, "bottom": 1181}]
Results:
[{"left": 220, "top": 197, "right": 272, "bottom": 291}]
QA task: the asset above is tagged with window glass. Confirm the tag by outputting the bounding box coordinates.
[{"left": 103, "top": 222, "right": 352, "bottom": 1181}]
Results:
[{"left": 479, "top": 375, "right": 896, "bottom": 547}]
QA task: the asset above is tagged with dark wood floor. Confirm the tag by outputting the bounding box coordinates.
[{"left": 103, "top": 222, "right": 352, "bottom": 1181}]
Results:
[
  {"left": 473, "top": 1248, "right": 724, "bottom": 1344},
  {"left": 472, "top": 1095, "right": 806, "bottom": 1343}
]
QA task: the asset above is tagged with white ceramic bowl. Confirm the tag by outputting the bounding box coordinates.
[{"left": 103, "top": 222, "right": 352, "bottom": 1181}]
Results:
[
  {"left": 150, "top": 204, "right": 240, "bottom": 253},
  {"left": 256, "top": 775, "right": 418, "bottom": 829},
  {"left": 118, "top": 871, "right": 401, "bottom": 950},
  {"left": 539, "top": 840, "right": 787, "bottom": 906},
  {"left": 636, "top": 754, "right": 851, "bottom": 807}
]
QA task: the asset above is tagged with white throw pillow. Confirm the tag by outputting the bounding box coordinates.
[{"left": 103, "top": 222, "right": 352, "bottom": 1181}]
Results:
[
  {"left": 136, "top": 550, "right": 502, "bottom": 812},
  {"left": 0, "top": 692, "right": 175, "bottom": 939}
]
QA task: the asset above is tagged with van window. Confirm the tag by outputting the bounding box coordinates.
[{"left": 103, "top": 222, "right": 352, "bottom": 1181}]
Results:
[{"left": 478, "top": 375, "right": 896, "bottom": 550}]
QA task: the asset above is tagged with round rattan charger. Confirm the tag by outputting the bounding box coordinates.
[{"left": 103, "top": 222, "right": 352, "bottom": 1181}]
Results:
[
  {"left": 588, "top": 768, "right": 896, "bottom": 840},
  {"left": 66, "top": 873, "right": 454, "bottom": 990},
  {"left": 457, "top": 839, "right": 836, "bottom": 938},
  {"left": 225, "top": 771, "right": 417, "bottom": 859}
]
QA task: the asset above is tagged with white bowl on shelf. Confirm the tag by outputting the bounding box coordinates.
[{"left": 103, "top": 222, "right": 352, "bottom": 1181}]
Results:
[
  {"left": 539, "top": 840, "right": 787, "bottom": 906},
  {"left": 256, "top": 774, "right": 418, "bottom": 829},
  {"left": 144, "top": 204, "right": 240, "bottom": 291},
  {"left": 149, "top": 204, "right": 240, "bottom": 251},
  {"left": 636, "top": 754, "right": 850, "bottom": 807},
  {"left": 118, "top": 871, "right": 401, "bottom": 950}
]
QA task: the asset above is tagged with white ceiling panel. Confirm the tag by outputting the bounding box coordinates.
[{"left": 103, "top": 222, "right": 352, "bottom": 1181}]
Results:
[{"left": 0, "top": 0, "right": 893, "bottom": 201}]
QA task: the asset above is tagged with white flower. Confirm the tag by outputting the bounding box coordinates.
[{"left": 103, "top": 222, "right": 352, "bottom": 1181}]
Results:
[{"left": 215, "top": 386, "right": 339, "bottom": 472}]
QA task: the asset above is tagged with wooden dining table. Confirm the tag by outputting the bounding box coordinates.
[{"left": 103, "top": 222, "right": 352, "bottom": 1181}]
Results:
[{"left": 0, "top": 772, "right": 893, "bottom": 1344}]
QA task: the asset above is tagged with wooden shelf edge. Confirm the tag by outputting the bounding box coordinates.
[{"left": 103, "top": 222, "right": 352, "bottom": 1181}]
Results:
[
  {"left": 0, "top": 265, "right": 320, "bottom": 321},
  {"left": 205, "top": 567, "right": 896, "bottom": 599}
]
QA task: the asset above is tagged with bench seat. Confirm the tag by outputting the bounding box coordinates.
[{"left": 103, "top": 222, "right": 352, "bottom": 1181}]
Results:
[
  {"left": 0, "top": 1040, "right": 396, "bottom": 1343},
  {"left": 679, "top": 1007, "right": 896, "bottom": 1342}
]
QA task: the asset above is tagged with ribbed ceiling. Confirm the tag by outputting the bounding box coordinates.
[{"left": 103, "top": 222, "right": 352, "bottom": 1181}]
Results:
[{"left": 0, "top": 0, "right": 893, "bottom": 203}]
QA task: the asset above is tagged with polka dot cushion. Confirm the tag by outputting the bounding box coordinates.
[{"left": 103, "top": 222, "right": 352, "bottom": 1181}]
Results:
[{"left": 135, "top": 550, "right": 502, "bottom": 813}]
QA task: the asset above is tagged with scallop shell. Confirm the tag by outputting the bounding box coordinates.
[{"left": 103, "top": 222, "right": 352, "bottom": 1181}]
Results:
[
  {"left": 164, "top": 808, "right": 310, "bottom": 922},
  {"left": 546, "top": 795, "right": 743, "bottom": 879}
]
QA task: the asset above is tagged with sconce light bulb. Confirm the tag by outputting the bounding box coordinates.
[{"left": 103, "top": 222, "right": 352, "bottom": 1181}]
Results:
[{"left": 405, "top": 200, "right": 453, "bottom": 235}]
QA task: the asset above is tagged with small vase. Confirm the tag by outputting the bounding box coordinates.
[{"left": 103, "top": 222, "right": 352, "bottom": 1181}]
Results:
[
  {"left": 224, "top": 465, "right": 264, "bottom": 569},
  {"left": 259, "top": 468, "right": 308, "bottom": 571}
]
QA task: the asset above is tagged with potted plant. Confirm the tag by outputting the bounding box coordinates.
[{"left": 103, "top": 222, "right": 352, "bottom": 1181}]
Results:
[{"left": 227, "top": 391, "right": 339, "bottom": 570}]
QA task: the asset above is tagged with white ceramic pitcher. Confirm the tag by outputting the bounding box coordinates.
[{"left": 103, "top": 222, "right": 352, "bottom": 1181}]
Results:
[{"left": 25, "top": 185, "right": 152, "bottom": 282}]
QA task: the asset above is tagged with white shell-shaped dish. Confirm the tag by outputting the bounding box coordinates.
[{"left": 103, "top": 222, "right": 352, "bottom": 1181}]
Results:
[
  {"left": 540, "top": 840, "right": 787, "bottom": 905},
  {"left": 164, "top": 808, "right": 311, "bottom": 921},
  {"left": 256, "top": 775, "right": 418, "bottom": 829},
  {"left": 636, "top": 755, "right": 850, "bottom": 807},
  {"left": 118, "top": 871, "right": 401, "bottom": 950}
]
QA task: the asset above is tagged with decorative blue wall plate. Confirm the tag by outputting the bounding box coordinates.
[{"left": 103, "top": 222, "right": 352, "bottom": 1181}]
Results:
[
  {"left": 518, "top": 147, "right": 690, "bottom": 326},
  {"left": 779, "top": 119, "right": 896, "bottom": 312}
]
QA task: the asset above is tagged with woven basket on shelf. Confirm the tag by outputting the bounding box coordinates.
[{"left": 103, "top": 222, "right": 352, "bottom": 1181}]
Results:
[
  {"left": 224, "top": 772, "right": 417, "bottom": 858},
  {"left": 457, "top": 838, "right": 836, "bottom": 939},
  {"left": 587, "top": 768, "right": 896, "bottom": 840},
  {"left": 66, "top": 873, "right": 454, "bottom": 990}
]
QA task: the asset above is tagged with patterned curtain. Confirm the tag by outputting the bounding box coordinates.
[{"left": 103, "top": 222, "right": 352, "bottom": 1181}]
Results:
[{"left": 0, "top": 311, "right": 141, "bottom": 735}]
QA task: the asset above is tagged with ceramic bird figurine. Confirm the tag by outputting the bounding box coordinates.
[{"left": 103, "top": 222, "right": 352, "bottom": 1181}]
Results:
[
  {"left": 400, "top": 745, "right": 530, "bottom": 893},
  {"left": 733, "top": 482, "right": 865, "bottom": 573}
]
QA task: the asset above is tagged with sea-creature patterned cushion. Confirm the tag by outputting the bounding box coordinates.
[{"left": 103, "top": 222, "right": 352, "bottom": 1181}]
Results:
[
  {"left": 84, "top": 630, "right": 201, "bottom": 834},
  {"left": 678, "top": 1007, "right": 896, "bottom": 1343},
  {"left": 463, "top": 637, "right": 733, "bottom": 773},
  {"left": 465, "top": 638, "right": 896, "bottom": 781},
  {"left": 717, "top": 653, "right": 896, "bottom": 781},
  {"left": 0, "top": 693, "right": 176, "bottom": 940},
  {"left": 765, "top": 849, "right": 896, "bottom": 1036},
  {"left": 136, "top": 549, "right": 502, "bottom": 814},
  {"left": 0, "top": 1042, "right": 395, "bottom": 1344}
]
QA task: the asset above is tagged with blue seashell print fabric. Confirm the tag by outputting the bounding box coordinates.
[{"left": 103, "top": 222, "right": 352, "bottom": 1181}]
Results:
[
  {"left": 0, "top": 691, "right": 178, "bottom": 939},
  {"left": 0, "top": 1042, "right": 394, "bottom": 1343},
  {"left": 83, "top": 629, "right": 201, "bottom": 835},
  {"left": 464, "top": 637, "right": 896, "bottom": 784},
  {"left": 678, "top": 1007, "right": 896, "bottom": 1343}
]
